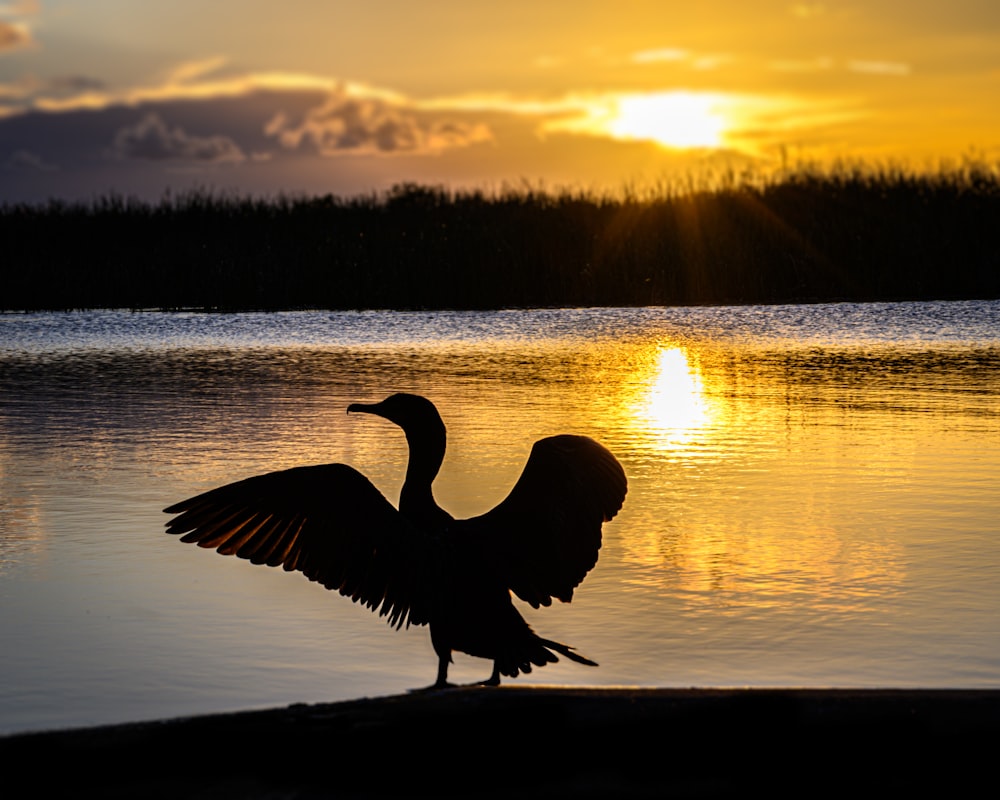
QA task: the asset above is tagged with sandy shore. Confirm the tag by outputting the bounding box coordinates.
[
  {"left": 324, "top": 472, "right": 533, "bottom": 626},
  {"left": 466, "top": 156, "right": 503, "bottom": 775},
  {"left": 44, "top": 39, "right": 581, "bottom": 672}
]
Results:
[{"left": 3, "top": 687, "right": 997, "bottom": 797}]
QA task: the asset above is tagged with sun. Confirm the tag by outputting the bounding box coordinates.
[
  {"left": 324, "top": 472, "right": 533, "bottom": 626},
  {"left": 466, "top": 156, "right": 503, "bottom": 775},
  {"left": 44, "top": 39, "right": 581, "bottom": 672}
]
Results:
[{"left": 608, "top": 92, "right": 728, "bottom": 149}]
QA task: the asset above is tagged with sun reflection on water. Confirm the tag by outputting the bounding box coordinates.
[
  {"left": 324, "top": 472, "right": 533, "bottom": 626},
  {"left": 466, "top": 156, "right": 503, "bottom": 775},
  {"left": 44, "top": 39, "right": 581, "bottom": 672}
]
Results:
[
  {"left": 632, "top": 344, "right": 713, "bottom": 450},
  {"left": 616, "top": 340, "right": 916, "bottom": 621}
]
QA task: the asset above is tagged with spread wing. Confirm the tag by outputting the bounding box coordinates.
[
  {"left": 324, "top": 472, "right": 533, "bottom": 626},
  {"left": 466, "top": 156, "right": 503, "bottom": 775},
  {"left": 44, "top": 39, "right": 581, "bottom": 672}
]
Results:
[
  {"left": 465, "top": 435, "right": 627, "bottom": 608},
  {"left": 163, "top": 463, "right": 437, "bottom": 628}
]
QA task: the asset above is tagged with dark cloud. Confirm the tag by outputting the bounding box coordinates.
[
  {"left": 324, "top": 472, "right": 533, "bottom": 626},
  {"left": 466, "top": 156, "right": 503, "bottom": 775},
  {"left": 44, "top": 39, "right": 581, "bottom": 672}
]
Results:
[
  {"left": 0, "top": 87, "right": 499, "bottom": 203},
  {"left": 266, "top": 87, "right": 492, "bottom": 156},
  {"left": 3, "top": 148, "right": 55, "bottom": 171},
  {"left": 0, "top": 92, "right": 323, "bottom": 202},
  {"left": 48, "top": 76, "right": 107, "bottom": 94},
  {"left": 109, "top": 113, "right": 246, "bottom": 163},
  {"left": 429, "top": 120, "right": 494, "bottom": 149}
]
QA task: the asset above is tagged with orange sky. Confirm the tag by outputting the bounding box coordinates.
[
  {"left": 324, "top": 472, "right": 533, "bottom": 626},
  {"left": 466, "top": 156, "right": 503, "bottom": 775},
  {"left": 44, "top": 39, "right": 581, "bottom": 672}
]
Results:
[{"left": 1, "top": 1, "right": 998, "bottom": 201}]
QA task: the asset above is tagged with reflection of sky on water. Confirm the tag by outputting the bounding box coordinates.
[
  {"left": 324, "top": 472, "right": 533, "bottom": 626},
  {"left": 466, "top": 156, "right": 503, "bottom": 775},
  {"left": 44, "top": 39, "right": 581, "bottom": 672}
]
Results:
[{"left": 1, "top": 302, "right": 999, "bottom": 732}]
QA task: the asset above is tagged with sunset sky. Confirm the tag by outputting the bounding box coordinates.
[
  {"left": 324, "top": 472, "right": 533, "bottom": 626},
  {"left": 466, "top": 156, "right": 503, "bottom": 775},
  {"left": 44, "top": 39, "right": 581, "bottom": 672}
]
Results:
[{"left": 1, "top": 0, "right": 998, "bottom": 203}]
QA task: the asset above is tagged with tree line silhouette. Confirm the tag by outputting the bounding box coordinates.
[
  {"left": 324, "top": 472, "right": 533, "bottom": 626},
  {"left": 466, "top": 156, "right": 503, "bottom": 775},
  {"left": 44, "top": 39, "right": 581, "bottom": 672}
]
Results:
[{"left": 3, "top": 161, "right": 998, "bottom": 311}]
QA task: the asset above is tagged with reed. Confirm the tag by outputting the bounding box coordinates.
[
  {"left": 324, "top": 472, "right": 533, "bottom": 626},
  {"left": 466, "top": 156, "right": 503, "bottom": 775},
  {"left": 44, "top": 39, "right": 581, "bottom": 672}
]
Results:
[{"left": 2, "top": 160, "right": 998, "bottom": 311}]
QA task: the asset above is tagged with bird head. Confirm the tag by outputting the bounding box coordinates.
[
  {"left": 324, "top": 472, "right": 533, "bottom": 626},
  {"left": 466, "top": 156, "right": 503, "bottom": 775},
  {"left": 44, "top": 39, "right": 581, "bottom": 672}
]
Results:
[
  {"left": 348, "top": 393, "right": 447, "bottom": 481},
  {"left": 348, "top": 393, "right": 445, "bottom": 439}
]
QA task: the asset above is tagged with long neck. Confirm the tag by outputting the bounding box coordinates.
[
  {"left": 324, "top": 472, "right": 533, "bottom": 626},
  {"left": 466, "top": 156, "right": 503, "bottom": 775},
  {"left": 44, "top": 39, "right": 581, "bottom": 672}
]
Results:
[{"left": 398, "top": 424, "right": 453, "bottom": 529}]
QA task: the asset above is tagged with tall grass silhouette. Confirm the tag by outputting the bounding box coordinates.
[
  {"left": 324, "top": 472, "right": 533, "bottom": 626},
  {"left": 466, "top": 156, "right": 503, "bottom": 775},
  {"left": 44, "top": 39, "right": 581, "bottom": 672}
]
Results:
[{"left": 3, "top": 160, "right": 998, "bottom": 311}]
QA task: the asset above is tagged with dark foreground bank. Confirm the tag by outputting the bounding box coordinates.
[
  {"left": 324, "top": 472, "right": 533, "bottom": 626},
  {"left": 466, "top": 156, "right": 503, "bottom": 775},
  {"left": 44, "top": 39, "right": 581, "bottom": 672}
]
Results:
[{"left": 2, "top": 688, "right": 997, "bottom": 798}]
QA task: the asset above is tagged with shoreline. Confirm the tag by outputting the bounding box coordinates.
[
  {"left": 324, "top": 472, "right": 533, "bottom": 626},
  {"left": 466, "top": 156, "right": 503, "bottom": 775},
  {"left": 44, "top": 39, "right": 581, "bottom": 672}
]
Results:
[{"left": 3, "top": 687, "right": 997, "bottom": 797}]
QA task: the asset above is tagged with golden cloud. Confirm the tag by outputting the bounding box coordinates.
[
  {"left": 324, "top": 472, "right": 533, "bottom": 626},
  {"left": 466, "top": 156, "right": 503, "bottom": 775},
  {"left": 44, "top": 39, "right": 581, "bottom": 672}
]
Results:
[
  {"left": 0, "top": 20, "right": 32, "bottom": 52},
  {"left": 848, "top": 60, "right": 912, "bottom": 77},
  {"left": 265, "top": 84, "right": 493, "bottom": 156}
]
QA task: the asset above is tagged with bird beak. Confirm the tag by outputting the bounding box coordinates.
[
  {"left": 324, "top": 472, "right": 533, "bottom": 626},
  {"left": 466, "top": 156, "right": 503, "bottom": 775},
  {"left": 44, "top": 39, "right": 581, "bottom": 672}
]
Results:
[{"left": 348, "top": 401, "right": 381, "bottom": 417}]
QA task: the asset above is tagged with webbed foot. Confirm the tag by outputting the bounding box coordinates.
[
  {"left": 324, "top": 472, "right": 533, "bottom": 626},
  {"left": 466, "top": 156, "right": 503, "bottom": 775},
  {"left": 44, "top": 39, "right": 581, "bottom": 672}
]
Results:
[
  {"left": 410, "top": 681, "right": 456, "bottom": 693},
  {"left": 477, "top": 664, "right": 502, "bottom": 687}
]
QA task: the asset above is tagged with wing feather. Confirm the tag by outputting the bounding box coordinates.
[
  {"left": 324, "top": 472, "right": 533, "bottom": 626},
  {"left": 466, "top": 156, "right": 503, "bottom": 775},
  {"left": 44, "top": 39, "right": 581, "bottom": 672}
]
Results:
[
  {"left": 466, "top": 434, "right": 627, "bottom": 608},
  {"left": 164, "top": 463, "right": 435, "bottom": 628}
]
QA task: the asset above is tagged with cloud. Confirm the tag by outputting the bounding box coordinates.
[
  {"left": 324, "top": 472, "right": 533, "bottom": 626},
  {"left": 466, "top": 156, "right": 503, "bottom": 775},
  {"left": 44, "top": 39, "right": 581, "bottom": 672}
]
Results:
[
  {"left": 164, "top": 56, "right": 230, "bottom": 86},
  {"left": 266, "top": 86, "right": 492, "bottom": 156},
  {"left": 531, "top": 88, "right": 869, "bottom": 162},
  {"left": 0, "top": 0, "right": 35, "bottom": 52},
  {"left": 32, "top": 56, "right": 290, "bottom": 112},
  {"left": 631, "top": 48, "right": 689, "bottom": 64},
  {"left": 769, "top": 57, "right": 834, "bottom": 72},
  {"left": 47, "top": 75, "right": 107, "bottom": 95},
  {"left": 0, "top": 2, "right": 40, "bottom": 13},
  {"left": 1, "top": 54, "right": 492, "bottom": 163},
  {"left": 789, "top": 3, "right": 826, "bottom": 18},
  {"left": 848, "top": 60, "right": 912, "bottom": 77},
  {"left": 691, "top": 54, "right": 732, "bottom": 71},
  {"left": 768, "top": 58, "right": 910, "bottom": 76},
  {"left": 109, "top": 113, "right": 246, "bottom": 163},
  {"left": 627, "top": 47, "right": 731, "bottom": 71},
  {"left": 0, "top": 77, "right": 29, "bottom": 103},
  {"left": 0, "top": 74, "right": 107, "bottom": 119},
  {"left": 0, "top": 20, "right": 32, "bottom": 52},
  {"left": 3, "top": 148, "right": 55, "bottom": 171},
  {"left": 10, "top": 57, "right": 339, "bottom": 117},
  {"left": 533, "top": 54, "right": 565, "bottom": 69}
]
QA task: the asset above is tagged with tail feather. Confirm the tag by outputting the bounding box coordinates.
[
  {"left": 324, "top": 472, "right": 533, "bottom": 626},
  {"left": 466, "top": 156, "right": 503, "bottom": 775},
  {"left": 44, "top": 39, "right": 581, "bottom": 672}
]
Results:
[
  {"left": 542, "top": 639, "right": 598, "bottom": 667},
  {"left": 495, "top": 637, "right": 599, "bottom": 679}
]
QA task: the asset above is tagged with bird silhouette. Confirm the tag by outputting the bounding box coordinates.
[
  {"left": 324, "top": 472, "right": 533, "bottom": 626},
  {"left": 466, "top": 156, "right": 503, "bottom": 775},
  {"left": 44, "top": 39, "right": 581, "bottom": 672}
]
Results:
[{"left": 163, "top": 393, "right": 627, "bottom": 688}]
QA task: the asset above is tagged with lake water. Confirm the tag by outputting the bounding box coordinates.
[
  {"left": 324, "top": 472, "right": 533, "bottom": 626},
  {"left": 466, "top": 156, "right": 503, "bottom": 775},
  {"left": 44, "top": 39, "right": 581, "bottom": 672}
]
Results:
[{"left": 2, "top": 302, "right": 999, "bottom": 734}]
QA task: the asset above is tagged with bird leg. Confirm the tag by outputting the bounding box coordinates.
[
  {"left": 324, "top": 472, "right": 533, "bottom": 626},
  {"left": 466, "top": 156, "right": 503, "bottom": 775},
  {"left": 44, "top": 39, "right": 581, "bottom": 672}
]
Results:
[
  {"left": 431, "top": 653, "right": 454, "bottom": 689},
  {"left": 479, "top": 663, "right": 502, "bottom": 687}
]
